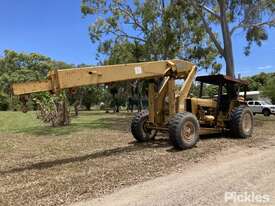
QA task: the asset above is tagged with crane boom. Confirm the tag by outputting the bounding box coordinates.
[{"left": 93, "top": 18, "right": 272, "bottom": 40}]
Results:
[{"left": 12, "top": 59, "right": 195, "bottom": 95}]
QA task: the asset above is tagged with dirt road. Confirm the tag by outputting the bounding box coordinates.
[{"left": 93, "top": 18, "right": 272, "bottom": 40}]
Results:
[{"left": 73, "top": 141, "right": 275, "bottom": 206}]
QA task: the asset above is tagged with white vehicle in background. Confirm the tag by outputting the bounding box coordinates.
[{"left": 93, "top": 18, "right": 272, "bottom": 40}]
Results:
[{"left": 247, "top": 100, "right": 275, "bottom": 116}]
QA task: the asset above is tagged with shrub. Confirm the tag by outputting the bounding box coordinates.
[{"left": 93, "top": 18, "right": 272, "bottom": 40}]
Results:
[
  {"left": 0, "top": 93, "right": 9, "bottom": 111},
  {"left": 33, "top": 92, "right": 70, "bottom": 127}
]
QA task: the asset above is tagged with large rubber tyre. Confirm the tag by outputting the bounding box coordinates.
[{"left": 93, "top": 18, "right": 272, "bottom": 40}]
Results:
[
  {"left": 168, "top": 112, "right": 200, "bottom": 150},
  {"left": 131, "top": 111, "right": 157, "bottom": 142},
  {"left": 230, "top": 105, "right": 254, "bottom": 138},
  {"left": 263, "top": 109, "right": 271, "bottom": 117}
]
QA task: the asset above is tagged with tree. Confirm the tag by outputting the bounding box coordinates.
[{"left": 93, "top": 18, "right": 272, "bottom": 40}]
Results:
[
  {"left": 81, "top": 0, "right": 220, "bottom": 71},
  {"left": 244, "top": 72, "right": 275, "bottom": 103},
  {"left": 81, "top": 0, "right": 225, "bottom": 113},
  {"left": 262, "top": 76, "right": 275, "bottom": 103},
  {"left": 0, "top": 50, "right": 72, "bottom": 95},
  {"left": 34, "top": 92, "right": 71, "bottom": 127},
  {"left": 182, "top": 0, "right": 275, "bottom": 77},
  {"left": 246, "top": 72, "right": 271, "bottom": 90},
  {"left": 0, "top": 50, "right": 73, "bottom": 125},
  {"left": 82, "top": 86, "right": 107, "bottom": 110}
]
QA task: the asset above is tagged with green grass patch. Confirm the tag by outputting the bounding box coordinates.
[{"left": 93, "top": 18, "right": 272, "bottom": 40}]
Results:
[
  {"left": 0, "top": 111, "right": 132, "bottom": 136},
  {"left": 0, "top": 111, "right": 42, "bottom": 133}
]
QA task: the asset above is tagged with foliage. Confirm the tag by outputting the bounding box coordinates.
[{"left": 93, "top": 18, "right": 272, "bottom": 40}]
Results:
[
  {"left": 190, "top": 82, "right": 218, "bottom": 97},
  {"left": 0, "top": 92, "right": 9, "bottom": 111},
  {"left": 33, "top": 92, "right": 70, "bottom": 127},
  {"left": 245, "top": 72, "right": 274, "bottom": 91},
  {"left": 0, "top": 50, "right": 73, "bottom": 111},
  {"left": 81, "top": 0, "right": 220, "bottom": 71},
  {"left": 81, "top": 86, "right": 108, "bottom": 110},
  {"left": 262, "top": 76, "right": 275, "bottom": 104},
  {"left": 205, "top": 84, "right": 218, "bottom": 97},
  {"left": 0, "top": 50, "right": 72, "bottom": 94},
  {"left": 245, "top": 72, "right": 275, "bottom": 103},
  {"left": 182, "top": 0, "right": 275, "bottom": 76},
  {"left": 82, "top": 0, "right": 274, "bottom": 77},
  {"left": 0, "top": 50, "right": 119, "bottom": 114}
]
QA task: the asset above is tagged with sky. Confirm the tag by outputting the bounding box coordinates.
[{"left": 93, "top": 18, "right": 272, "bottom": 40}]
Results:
[{"left": 0, "top": 0, "right": 274, "bottom": 77}]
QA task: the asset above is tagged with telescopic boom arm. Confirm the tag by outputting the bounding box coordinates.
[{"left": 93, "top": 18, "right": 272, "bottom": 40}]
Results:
[{"left": 12, "top": 59, "right": 195, "bottom": 95}]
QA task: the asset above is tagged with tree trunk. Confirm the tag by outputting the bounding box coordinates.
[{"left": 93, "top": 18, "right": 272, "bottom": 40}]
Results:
[
  {"left": 218, "top": 0, "right": 235, "bottom": 77},
  {"left": 74, "top": 100, "right": 80, "bottom": 116}
]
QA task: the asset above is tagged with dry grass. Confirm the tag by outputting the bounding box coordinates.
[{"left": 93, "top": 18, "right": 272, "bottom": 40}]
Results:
[{"left": 0, "top": 111, "right": 274, "bottom": 206}]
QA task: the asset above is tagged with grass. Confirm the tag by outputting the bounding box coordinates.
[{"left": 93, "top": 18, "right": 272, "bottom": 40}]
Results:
[
  {"left": 0, "top": 111, "right": 132, "bottom": 136},
  {"left": 0, "top": 110, "right": 273, "bottom": 136},
  {"left": 0, "top": 111, "right": 41, "bottom": 132}
]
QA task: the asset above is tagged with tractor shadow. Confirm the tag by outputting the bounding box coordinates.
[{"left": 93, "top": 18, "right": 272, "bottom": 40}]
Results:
[
  {"left": 200, "top": 132, "right": 244, "bottom": 141},
  {"left": 0, "top": 138, "right": 170, "bottom": 175},
  {"left": 0, "top": 133, "right": 235, "bottom": 175}
]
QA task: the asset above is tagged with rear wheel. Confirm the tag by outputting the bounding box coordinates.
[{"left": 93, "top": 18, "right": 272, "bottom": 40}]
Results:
[
  {"left": 131, "top": 111, "right": 157, "bottom": 142},
  {"left": 263, "top": 109, "right": 270, "bottom": 117},
  {"left": 230, "top": 105, "right": 254, "bottom": 138},
  {"left": 168, "top": 112, "right": 200, "bottom": 150}
]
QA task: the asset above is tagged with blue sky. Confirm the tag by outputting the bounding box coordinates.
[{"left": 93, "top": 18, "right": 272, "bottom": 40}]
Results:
[{"left": 0, "top": 0, "right": 274, "bottom": 77}]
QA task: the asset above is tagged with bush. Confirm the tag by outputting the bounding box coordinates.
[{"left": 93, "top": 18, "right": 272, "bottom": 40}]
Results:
[
  {"left": 0, "top": 94, "right": 9, "bottom": 111},
  {"left": 33, "top": 92, "right": 70, "bottom": 127},
  {"left": 262, "top": 76, "right": 275, "bottom": 104}
]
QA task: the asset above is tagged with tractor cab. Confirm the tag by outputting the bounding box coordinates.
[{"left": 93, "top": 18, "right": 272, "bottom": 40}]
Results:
[
  {"left": 196, "top": 74, "right": 248, "bottom": 98},
  {"left": 195, "top": 74, "right": 249, "bottom": 112},
  {"left": 185, "top": 74, "right": 250, "bottom": 130}
]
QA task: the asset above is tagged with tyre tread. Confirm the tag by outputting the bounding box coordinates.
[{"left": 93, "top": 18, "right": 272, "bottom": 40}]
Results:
[{"left": 168, "top": 112, "right": 199, "bottom": 150}]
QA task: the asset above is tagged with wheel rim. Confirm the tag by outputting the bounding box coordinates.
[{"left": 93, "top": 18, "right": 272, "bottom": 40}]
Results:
[
  {"left": 242, "top": 112, "right": 252, "bottom": 133},
  {"left": 181, "top": 121, "right": 195, "bottom": 142}
]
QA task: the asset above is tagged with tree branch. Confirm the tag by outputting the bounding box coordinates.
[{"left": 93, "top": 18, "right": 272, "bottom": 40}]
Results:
[
  {"left": 230, "top": 0, "right": 275, "bottom": 35},
  {"left": 230, "top": 19, "right": 275, "bottom": 35},
  {"left": 189, "top": 1, "right": 224, "bottom": 56},
  {"left": 110, "top": 29, "right": 146, "bottom": 42},
  {"left": 199, "top": 4, "right": 221, "bottom": 21},
  {"left": 116, "top": 3, "right": 146, "bottom": 32}
]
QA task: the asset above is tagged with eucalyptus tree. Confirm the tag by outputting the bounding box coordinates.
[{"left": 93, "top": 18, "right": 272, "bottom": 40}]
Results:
[
  {"left": 181, "top": 0, "right": 275, "bottom": 76},
  {"left": 81, "top": 0, "right": 220, "bottom": 71}
]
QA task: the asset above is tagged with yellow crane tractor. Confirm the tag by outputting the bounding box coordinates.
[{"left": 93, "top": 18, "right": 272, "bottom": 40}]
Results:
[{"left": 12, "top": 60, "right": 254, "bottom": 150}]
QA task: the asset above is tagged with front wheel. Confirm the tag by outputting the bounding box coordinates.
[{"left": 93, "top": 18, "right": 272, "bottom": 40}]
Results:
[
  {"left": 230, "top": 106, "right": 254, "bottom": 138},
  {"left": 168, "top": 112, "right": 200, "bottom": 150},
  {"left": 131, "top": 111, "right": 157, "bottom": 142}
]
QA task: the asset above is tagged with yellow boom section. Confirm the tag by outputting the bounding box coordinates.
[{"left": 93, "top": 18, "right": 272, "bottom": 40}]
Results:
[{"left": 12, "top": 59, "right": 195, "bottom": 95}]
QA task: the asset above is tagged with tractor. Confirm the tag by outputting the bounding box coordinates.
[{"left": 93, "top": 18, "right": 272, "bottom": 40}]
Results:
[{"left": 12, "top": 60, "right": 254, "bottom": 150}]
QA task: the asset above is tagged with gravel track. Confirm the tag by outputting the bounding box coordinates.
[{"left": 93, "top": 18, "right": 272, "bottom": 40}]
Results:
[{"left": 74, "top": 141, "right": 275, "bottom": 206}]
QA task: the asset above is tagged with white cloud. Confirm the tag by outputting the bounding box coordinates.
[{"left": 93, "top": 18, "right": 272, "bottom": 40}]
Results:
[{"left": 257, "top": 65, "right": 273, "bottom": 70}]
